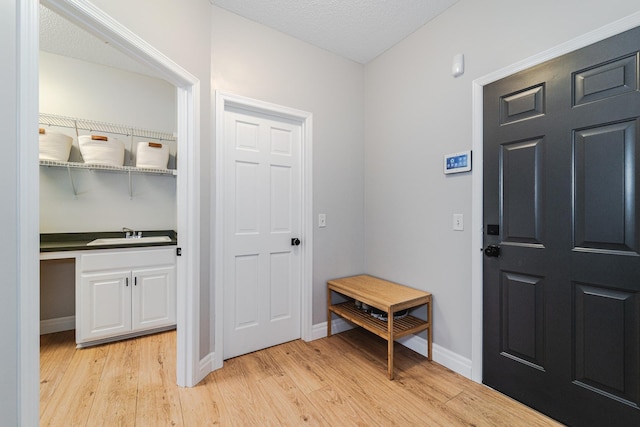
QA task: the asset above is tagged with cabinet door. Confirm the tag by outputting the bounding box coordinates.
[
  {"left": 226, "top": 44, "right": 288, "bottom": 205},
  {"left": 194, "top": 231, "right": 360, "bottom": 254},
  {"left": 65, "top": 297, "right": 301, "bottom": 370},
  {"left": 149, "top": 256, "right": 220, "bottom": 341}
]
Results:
[
  {"left": 131, "top": 265, "right": 176, "bottom": 331},
  {"left": 78, "top": 270, "right": 131, "bottom": 342}
]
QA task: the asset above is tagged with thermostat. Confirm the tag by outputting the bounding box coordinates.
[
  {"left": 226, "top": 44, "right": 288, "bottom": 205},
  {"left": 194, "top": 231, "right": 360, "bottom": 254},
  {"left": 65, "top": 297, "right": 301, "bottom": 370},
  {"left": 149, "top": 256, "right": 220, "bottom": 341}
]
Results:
[{"left": 444, "top": 150, "right": 471, "bottom": 174}]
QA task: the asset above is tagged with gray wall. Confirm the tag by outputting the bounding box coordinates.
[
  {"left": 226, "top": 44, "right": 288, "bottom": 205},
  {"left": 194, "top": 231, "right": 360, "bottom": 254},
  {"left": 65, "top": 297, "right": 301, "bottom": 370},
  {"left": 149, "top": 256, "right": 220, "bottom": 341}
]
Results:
[
  {"left": 211, "top": 6, "right": 366, "bottom": 325},
  {"left": 41, "top": 259, "right": 75, "bottom": 320},
  {"left": 1, "top": 1, "right": 18, "bottom": 422},
  {"left": 364, "top": 0, "right": 640, "bottom": 360}
]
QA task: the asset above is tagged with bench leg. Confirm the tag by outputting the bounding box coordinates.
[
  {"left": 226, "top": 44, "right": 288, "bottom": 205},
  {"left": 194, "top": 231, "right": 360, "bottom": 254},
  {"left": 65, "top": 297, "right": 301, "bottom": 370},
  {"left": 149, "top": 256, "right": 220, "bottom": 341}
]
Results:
[
  {"left": 427, "top": 297, "right": 432, "bottom": 360},
  {"left": 327, "top": 288, "right": 332, "bottom": 337},
  {"left": 388, "top": 312, "right": 394, "bottom": 380}
]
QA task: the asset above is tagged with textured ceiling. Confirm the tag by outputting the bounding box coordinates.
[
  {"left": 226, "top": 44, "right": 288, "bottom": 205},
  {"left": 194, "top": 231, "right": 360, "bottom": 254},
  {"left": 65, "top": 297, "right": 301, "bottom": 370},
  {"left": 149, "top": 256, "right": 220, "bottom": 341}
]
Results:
[
  {"left": 39, "top": 4, "right": 160, "bottom": 78},
  {"left": 211, "top": 0, "right": 459, "bottom": 63},
  {"left": 40, "top": 0, "right": 460, "bottom": 76}
]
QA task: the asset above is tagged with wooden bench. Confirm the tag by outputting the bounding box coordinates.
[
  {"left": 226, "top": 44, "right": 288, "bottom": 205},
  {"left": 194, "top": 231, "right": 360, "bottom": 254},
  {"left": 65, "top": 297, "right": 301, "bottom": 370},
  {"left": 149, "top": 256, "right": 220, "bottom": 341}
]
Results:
[{"left": 327, "top": 274, "right": 432, "bottom": 379}]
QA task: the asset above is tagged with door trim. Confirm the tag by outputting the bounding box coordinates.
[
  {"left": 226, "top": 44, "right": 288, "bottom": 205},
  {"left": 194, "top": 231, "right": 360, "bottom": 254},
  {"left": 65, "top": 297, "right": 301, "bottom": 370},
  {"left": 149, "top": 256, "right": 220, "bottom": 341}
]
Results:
[
  {"left": 19, "top": 0, "right": 202, "bottom": 421},
  {"left": 18, "top": 1, "right": 40, "bottom": 424},
  {"left": 471, "top": 11, "right": 640, "bottom": 383},
  {"left": 214, "top": 91, "right": 313, "bottom": 371}
]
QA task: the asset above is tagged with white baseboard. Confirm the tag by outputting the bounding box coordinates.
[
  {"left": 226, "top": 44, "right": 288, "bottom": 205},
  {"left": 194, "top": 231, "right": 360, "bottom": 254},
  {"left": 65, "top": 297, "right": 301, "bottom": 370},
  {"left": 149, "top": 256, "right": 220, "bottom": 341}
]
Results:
[
  {"left": 398, "top": 334, "right": 473, "bottom": 379},
  {"left": 40, "top": 315, "right": 75, "bottom": 335},
  {"left": 311, "top": 316, "right": 353, "bottom": 339},
  {"left": 311, "top": 319, "right": 473, "bottom": 380}
]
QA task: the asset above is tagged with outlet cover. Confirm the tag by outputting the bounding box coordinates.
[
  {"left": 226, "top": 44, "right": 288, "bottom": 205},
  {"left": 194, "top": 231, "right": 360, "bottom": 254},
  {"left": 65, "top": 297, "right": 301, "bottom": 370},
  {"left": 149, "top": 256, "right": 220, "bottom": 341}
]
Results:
[
  {"left": 453, "top": 214, "right": 464, "bottom": 231},
  {"left": 319, "top": 213, "right": 327, "bottom": 228}
]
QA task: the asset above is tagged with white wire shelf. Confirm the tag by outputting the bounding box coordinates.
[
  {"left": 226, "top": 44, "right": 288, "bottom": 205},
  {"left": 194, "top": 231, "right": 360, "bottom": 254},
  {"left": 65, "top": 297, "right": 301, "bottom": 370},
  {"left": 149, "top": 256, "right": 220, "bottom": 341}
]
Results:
[
  {"left": 38, "top": 113, "right": 177, "bottom": 198},
  {"left": 39, "top": 160, "right": 176, "bottom": 199},
  {"left": 39, "top": 159, "right": 177, "bottom": 176},
  {"left": 39, "top": 113, "right": 177, "bottom": 142}
]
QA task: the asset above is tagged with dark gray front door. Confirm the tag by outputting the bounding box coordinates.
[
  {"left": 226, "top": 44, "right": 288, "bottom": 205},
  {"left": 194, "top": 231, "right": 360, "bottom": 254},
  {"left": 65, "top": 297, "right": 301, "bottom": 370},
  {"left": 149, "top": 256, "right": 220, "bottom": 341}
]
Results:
[{"left": 483, "top": 26, "right": 640, "bottom": 426}]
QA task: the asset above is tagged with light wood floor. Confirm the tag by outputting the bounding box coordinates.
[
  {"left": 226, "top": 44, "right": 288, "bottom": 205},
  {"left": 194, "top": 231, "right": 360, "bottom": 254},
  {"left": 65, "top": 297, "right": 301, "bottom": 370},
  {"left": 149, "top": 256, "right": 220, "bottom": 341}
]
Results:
[{"left": 40, "top": 328, "right": 562, "bottom": 426}]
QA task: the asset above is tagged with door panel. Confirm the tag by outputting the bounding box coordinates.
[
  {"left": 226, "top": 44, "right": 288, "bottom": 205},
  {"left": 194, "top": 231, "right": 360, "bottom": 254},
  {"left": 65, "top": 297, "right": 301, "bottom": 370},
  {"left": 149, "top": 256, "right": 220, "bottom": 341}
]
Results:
[
  {"left": 233, "top": 254, "right": 260, "bottom": 329},
  {"left": 235, "top": 161, "right": 260, "bottom": 234},
  {"left": 271, "top": 165, "right": 293, "bottom": 232},
  {"left": 574, "top": 283, "right": 640, "bottom": 407},
  {"left": 484, "top": 26, "right": 640, "bottom": 426},
  {"left": 223, "top": 106, "right": 302, "bottom": 360},
  {"left": 573, "top": 54, "right": 638, "bottom": 106},
  {"left": 574, "top": 120, "right": 639, "bottom": 253},
  {"left": 270, "top": 251, "right": 293, "bottom": 320},
  {"left": 501, "top": 138, "right": 544, "bottom": 244},
  {"left": 500, "top": 84, "right": 545, "bottom": 125},
  {"left": 501, "top": 272, "right": 545, "bottom": 369}
]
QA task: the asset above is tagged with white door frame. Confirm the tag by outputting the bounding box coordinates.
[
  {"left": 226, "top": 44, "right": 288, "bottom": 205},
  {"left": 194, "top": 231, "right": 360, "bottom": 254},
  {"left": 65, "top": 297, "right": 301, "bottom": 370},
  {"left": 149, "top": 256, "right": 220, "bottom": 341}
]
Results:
[
  {"left": 470, "top": 12, "right": 640, "bottom": 383},
  {"left": 19, "top": 0, "right": 202, "bottom": 422},
  {"left": 214, "top": 91, "right": 313, "bottom": 370}
]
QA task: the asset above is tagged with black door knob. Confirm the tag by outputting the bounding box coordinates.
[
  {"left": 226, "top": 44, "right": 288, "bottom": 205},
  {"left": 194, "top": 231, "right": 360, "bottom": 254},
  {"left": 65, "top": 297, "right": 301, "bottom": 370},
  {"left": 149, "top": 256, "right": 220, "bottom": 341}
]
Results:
[
  {"left": 291, "top": 238, "right": 301, "bottom": 246},
  {"left": 484, "top": 245, "right": 501, "bottom": 257}
]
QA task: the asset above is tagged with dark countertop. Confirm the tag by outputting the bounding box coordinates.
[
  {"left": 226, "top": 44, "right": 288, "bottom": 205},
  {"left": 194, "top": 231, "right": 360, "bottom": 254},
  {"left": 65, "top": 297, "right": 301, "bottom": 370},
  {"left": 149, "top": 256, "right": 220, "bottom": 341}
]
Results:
[{"left": 40, "top": 230, "right": 177, "bottom": 252}]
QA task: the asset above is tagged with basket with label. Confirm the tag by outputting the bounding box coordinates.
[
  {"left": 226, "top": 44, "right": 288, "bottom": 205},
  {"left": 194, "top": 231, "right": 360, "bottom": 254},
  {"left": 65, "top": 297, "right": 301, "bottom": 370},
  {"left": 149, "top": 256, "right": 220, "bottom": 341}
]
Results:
[
  {"left": 136, "top": 141, "right": 169, "bottom": 169},
  {"left": 39, "top": 128, "right": 72, "bottom": 161},
  {"left": 78, "top": 134, "right": 125, "bottom": 166}
]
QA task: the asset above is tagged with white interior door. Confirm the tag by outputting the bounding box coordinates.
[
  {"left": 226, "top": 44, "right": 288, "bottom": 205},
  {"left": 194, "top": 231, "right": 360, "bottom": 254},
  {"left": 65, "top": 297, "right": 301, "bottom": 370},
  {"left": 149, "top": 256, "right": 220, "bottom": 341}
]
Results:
[{"left": 223, "top": 105, "right": 302, "bottom": 359}]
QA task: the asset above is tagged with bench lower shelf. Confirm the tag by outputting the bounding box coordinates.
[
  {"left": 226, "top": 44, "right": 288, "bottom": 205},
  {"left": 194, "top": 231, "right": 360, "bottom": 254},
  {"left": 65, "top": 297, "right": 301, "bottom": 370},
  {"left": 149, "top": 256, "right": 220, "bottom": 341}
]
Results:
[{"left": 329, "top": 302, "right": 429, "bottom": 340}]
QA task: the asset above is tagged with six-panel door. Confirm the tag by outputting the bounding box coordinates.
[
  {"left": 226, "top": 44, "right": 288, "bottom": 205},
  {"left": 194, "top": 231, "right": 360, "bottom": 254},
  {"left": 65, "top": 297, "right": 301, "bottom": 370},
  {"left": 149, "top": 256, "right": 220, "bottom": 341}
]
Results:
[
  {"left": 483, "top": 26, "right": 640, "bottom": 426},
  {"left": 222, "top": 105, "right": 303, "bottom": 360}
]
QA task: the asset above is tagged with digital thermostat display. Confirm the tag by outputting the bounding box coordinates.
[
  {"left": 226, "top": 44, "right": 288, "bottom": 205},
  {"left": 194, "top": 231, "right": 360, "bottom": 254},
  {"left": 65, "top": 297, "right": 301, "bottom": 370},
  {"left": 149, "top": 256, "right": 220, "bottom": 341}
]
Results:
[{"left": 444, "top": 150, "right": 472, "bottom": 174}]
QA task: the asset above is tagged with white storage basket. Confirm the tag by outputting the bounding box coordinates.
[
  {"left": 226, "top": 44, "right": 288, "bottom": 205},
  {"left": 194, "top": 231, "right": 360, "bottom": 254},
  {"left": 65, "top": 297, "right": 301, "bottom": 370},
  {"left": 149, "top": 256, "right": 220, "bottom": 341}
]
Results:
[
  {"left": 39, "top": 128, "right": 72, "bottom": 161},
  {"left": 136, "top": 141, "right": 169, "bottom": 169},
  {"left": 78, "top": 134, "right": 125, "bottom": 166}
]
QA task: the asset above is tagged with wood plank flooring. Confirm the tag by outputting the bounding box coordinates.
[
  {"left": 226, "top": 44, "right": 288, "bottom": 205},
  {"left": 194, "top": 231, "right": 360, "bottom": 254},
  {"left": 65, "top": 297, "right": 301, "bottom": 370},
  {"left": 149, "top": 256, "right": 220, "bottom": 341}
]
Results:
[{"left": 40, "top": 328, "right": 562, "bottom": 426}]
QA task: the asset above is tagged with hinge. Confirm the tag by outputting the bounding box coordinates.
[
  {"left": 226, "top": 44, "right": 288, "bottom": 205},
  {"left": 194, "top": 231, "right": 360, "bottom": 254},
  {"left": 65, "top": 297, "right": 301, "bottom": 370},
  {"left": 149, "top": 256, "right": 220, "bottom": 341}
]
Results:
[{"left": 177, "top": 247, "right": 182, "bottom": 256}]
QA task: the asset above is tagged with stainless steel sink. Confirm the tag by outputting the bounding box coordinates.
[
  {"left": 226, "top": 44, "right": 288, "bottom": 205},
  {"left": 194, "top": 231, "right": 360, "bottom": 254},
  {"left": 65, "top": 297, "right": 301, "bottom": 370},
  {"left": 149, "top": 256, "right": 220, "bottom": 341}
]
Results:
[{"left": 86, "top": 236, "right": 172, "bottom": 246}]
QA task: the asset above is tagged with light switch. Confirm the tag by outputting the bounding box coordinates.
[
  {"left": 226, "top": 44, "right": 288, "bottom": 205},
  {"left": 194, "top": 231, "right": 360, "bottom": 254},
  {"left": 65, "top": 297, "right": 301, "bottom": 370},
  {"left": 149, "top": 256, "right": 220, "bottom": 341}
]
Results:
[
  {"left": 453, "top": 214, "right": 464, "bottom": 231},
  {"left": 319, "top": 213, "right": 327, "bottom": 228}
]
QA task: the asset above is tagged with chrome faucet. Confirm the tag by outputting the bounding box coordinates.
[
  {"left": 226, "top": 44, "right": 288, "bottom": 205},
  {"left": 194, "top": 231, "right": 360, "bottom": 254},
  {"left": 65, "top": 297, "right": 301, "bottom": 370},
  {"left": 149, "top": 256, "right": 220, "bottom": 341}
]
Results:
[{"left": 122, "top": 227, "right": 137, "bottom": 238}]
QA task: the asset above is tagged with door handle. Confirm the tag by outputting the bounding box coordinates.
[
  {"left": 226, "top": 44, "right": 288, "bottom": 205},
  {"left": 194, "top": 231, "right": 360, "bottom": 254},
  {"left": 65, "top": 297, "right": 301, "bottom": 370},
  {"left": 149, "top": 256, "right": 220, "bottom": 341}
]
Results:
[
  {"left": 484, "top": 245, "right": 501, "bottom": 257},
  {"left": 291, "top": 238, "right": 301, "bottom": 246}
]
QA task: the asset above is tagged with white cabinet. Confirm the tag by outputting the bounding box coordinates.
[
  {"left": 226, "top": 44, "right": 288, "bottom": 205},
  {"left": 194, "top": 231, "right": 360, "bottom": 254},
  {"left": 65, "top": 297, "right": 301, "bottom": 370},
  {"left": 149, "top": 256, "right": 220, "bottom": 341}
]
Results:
[
  {"left": 78, "top": 247, "right": 176, "bottom": 345},
  {"left": 80, "top": 269, "right": 132, "bottom": 340},
  {"left": 131, "top": 265, "right": 175, "bottom": 331}
]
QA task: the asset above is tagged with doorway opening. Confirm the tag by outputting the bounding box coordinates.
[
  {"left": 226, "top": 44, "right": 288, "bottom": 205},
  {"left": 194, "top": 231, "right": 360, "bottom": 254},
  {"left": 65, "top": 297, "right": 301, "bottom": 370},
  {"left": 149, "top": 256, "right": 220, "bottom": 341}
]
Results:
[{"left": 20, "top": 0, "right": 202, "bottom": 422}]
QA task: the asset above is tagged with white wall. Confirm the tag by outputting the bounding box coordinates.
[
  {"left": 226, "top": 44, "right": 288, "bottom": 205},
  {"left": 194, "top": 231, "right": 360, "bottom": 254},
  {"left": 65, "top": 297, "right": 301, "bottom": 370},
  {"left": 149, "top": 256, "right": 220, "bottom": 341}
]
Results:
[
  {"left": 1, "top": 0, "right": 19, "bottom": 422},
  {"left": 40, "top": 52, "right": 176, "bottom": 132},
  {"left": 364, "top": 0, "right": 640, "bottom": 362},
  {"left": 39, "top": 52, "right": 177, "bottom": 233},
  {"left": 211, "top": 6, "right": 366, "bottom": 325}
]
